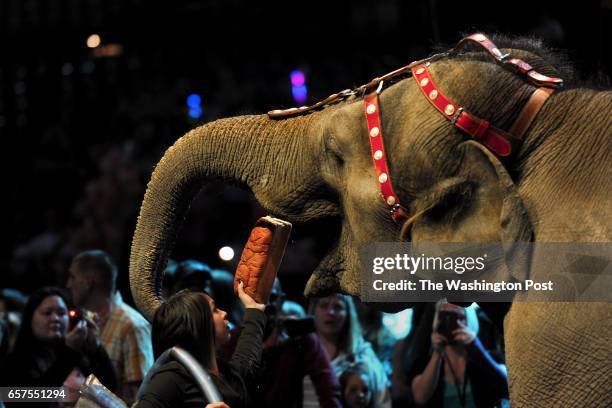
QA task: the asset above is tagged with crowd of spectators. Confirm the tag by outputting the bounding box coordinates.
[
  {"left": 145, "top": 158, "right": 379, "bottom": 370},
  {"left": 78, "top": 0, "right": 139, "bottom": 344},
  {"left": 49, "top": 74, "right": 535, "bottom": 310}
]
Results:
[{"left": 0, "top": 249, "right": 509, "bottom": 407}]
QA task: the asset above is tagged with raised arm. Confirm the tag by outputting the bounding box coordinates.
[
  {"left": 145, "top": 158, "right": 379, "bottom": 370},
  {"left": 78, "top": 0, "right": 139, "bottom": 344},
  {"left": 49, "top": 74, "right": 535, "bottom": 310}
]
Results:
[
  {"left": 410, "top": 332, "right": 445, "bottom": 406},
  {"left": 228, "top": 281, "right": 266, "bottom": 380}
]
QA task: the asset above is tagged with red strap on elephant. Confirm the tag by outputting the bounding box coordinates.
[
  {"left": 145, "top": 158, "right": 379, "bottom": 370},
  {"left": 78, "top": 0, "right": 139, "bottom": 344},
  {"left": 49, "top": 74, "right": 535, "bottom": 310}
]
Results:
[
  {"left": 362, "top": 33, "right": 560, "bottom": 222},
  {"left": 271, "top": 32, "right": 561, "bottom": 224},
  {"left": 454, "top": 33, "right": 563, "bottom": 88},
  {"left": 412, "top": 64, "right": 514, "bottom": 156},
  {"left": 364, "top": 90, "right": 409, "bottom": 225},
  {"left": 411, "top": 63, "right": 555, "bottom": 156},
  {"left": 508, "top": 87, "right": 554, "bottom": 139}
]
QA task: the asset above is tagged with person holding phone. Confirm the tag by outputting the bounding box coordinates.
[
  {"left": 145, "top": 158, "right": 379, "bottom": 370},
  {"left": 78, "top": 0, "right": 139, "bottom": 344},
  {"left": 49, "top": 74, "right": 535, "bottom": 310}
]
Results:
[
  {"left": 393, "top": 302, "right": 508, "bottom": 408},
  {"left": 0, "top": 287, "right": 116, "bottom": 406}
]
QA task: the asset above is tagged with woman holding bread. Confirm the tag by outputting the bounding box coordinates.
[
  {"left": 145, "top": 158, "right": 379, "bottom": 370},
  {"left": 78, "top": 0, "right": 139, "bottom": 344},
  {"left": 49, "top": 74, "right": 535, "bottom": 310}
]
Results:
[{"left": 136, "top": 281, "right": 265, "bottom": 408}]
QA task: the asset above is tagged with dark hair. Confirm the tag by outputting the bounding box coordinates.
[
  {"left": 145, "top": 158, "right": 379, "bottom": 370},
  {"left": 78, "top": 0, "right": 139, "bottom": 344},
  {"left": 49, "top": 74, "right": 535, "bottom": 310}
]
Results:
[
  {"left": 72, "top": 250, "right": 118, "bottom": 294},
  {"left": 151, "top": 290, "right": 216, "bottom": 370},
  {"left": 339, "top": 363, "right": 374, "bottom": 408},
  {"left": 13, "top": 287, "right": 73, "bottom": 354}
]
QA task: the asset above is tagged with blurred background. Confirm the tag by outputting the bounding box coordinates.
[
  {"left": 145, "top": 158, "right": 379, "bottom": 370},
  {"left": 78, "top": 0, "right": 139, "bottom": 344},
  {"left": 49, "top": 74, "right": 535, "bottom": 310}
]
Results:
[{"left": 1, "top": 0, "right": 611, "bottom": 304}]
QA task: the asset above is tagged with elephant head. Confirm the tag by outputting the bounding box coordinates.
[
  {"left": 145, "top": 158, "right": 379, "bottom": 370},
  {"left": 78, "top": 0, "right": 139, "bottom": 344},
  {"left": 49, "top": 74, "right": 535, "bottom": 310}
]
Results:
[
  {"left": 130, "top": 34, "right": 582, "bottom": 319},
  {"left": 130, "top": 33, "right": 612, "bottom": 407}
]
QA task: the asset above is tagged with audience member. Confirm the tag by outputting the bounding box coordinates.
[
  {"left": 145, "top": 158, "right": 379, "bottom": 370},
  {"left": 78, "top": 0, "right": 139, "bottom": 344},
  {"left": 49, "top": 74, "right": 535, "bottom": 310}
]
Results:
[
  {"left": 355, "top": 299, "right": 396, "bottom": 381},
  {"left": 172, "top": 259, "right": 214, "bottom": 295},
  {"left": 392, "top": 302, "right": 508, "bottom": 407},
  {"left": 66, "top": 249, "right": 154, "bottom": 404},
  {"left": 0, "top": 287, "right": 116, "bottom": 405},
  {"left": 161, "top": 258, "right": 178, "bottom": 298},
  {"left": 0, "top": 318, "right": 9, "bottom": 364},
  {"left": 308, "top": 294, "right": 389, "bottom": 407},
  {"left": 0, "top": 288, "right": 27, "bottom": 313},
  {"left": 340, "top": 363, "right": 375, "bottom": 408},
  {"left": 282, "top": 299, "right": 307, "bottom": 319},
  {"left": 0, "top": 288, "right": 27, "bottom": 356},
  {"left": 136, "top": 281, "right": 265, "bottom": 407},
  {"left": 225, "top": 279, "right": 342, "bottom": 408}
]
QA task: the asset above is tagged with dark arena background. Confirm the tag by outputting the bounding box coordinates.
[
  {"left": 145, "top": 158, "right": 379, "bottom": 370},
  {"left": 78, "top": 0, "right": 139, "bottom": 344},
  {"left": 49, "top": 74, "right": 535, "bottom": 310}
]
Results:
[{"left": 2, "top": 0, "right": 610, "bottom": 303}]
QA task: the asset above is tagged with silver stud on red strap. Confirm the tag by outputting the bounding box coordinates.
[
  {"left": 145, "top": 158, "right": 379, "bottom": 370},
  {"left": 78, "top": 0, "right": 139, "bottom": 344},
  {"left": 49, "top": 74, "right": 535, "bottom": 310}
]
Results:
[
  {"left": 420, "top": 78, "right": 429, "bottom": 87},
  {"left": 444, "top": 105, "right": 455, "bottom": 116},
  {"left": 364, "top": 91, "right": 409, "bottom": 225},
  {"left": 429, "top": 90, "right": 438, "bottom": 100}
]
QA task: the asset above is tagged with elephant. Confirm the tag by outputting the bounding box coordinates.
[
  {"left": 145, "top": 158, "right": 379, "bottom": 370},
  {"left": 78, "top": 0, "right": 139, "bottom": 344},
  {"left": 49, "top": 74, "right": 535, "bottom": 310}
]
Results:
[{"left": 129, "top": 33, "right": 612, "bottom": 406}]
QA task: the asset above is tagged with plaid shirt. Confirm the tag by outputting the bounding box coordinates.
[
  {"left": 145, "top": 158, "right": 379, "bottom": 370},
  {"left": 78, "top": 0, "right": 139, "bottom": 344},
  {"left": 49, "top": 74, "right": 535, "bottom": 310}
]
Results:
[{"left": 100, "top": 292, "right": 154, "bottom": 401}]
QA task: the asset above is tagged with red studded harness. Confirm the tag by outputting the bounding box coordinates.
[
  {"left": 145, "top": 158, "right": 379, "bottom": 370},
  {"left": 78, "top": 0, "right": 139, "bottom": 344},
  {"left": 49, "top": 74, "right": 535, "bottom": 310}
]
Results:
[{"left": 268, "top": 33, "right": 563, "bottom": 225}]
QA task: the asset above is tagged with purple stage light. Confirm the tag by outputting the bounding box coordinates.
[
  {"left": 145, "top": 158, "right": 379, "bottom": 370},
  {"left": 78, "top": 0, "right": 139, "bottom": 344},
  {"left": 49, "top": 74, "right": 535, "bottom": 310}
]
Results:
[{"left": 290, "top": 70, "right": 305, "bottom": 87}]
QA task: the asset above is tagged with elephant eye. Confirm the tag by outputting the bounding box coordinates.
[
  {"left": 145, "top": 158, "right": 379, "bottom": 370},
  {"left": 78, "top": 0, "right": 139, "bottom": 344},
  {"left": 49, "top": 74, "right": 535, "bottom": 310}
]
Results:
[
  {"left": 425, "top": 179, "right": 475, "bottom": 222},
  {"left": 332, "top": 150, "right": 344, "bottom": 167},
  {"left": 324, "top": 135, "right": 344, "bottom": 168}
]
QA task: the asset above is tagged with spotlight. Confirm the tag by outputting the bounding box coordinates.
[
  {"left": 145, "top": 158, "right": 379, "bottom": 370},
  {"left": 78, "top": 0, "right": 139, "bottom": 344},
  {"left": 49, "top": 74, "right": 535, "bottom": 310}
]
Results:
[
  {"left": 219, "top": 246, "right": 235, "bottom": 261},
  {"left": 86, "top": 34, "right": 101, "bottom": 48}
]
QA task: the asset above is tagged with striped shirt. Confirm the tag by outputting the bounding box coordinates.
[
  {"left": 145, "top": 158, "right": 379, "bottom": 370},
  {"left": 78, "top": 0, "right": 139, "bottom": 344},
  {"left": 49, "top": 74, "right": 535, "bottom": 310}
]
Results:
[{"left": 100, "top": 292, "right": 154, "bottom": 403}]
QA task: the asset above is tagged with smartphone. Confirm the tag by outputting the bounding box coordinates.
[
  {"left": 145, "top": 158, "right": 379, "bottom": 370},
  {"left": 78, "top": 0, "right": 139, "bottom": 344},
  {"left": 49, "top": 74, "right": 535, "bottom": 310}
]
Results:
[{"left": 68, "top": 308, "right": 84, "bottom": 330}]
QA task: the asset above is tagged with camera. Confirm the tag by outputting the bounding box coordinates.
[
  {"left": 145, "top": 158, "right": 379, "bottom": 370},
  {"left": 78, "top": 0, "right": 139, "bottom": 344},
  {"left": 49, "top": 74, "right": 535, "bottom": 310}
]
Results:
[
  {"left": 434, "top": 302, "right": 466, "bottom": 342},
  {"left": 436, "top": 310, "right": 460, "bottom": 340}
]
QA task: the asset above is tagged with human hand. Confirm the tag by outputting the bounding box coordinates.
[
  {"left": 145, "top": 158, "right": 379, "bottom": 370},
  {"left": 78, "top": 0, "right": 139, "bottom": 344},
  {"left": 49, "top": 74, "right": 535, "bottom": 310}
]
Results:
[
  {"left": 452, "top": 322, "right": 476, "bottom": 346},
  {"left": 65, "top": 319, "right": 88, "bottom": 351},
  {"left": 204, "top": 402, "right": 230, "bottom": 408},
  {"left": 236, "top": 281, "right": 265, "bottom": 311},
  {"left": 83, "top": 313, "right": 101, "bottom": 348},
  {"left": 431, "top": 331, "right": 447, "bottom": 355}
]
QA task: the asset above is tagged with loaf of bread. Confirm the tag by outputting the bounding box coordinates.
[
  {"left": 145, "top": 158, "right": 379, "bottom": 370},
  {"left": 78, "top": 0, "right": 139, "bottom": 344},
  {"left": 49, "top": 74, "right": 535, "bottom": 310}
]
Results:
[{"left": 234, "top": 216, "right": 292, "bottom": 304}]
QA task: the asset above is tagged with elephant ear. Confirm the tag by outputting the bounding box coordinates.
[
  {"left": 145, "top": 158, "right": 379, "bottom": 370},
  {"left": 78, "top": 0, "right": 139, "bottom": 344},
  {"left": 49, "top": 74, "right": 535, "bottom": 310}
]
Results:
[{"left": 409, "top": 140, "right": 533, "bottom": 283}]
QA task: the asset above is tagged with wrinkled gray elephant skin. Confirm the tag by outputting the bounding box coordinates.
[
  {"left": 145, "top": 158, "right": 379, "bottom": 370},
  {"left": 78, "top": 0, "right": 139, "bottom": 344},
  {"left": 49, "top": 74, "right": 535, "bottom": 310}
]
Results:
[{"left": 130, "top": 35, "right": 612, "bottom": 406}]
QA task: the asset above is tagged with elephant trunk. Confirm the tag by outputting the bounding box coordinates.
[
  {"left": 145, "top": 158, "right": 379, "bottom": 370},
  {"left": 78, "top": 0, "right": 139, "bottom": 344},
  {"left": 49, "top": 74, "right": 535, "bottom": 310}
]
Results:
[{"left": 130, "top": 113, "right": 331, "bottom": 321}]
